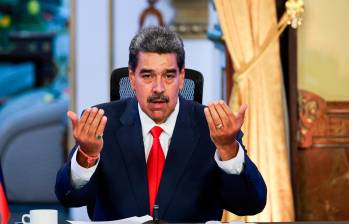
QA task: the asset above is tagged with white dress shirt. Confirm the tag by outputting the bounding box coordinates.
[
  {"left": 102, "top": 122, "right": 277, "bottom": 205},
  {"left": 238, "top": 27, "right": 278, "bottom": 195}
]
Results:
[{"left": 71, "top": 99, "right": 245, "bottom": 189}]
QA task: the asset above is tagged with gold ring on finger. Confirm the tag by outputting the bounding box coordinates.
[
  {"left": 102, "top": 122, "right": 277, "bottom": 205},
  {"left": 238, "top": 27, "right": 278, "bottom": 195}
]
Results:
[
  {"left": 216, "top": 123, "right": 223, "bottom": 129},
  {"left": 96, "top": 134, "right": 103, "bottom": 140}
]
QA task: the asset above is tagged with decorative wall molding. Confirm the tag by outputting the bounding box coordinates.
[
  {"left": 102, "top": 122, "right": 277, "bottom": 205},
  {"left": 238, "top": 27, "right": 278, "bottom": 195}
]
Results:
[
  {"left": 170, "top": 0, "right": 208, "bottom": 38},
  {"left": 297, "top": 90, "right": 349, "bottom": 220},
  {"left": 298, "top": 90, "right": 349, "bottom": 149}
]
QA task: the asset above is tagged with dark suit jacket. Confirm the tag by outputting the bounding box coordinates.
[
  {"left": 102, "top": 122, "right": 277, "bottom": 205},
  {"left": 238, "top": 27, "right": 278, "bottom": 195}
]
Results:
[{"left": 55, "top": 97, "right": 267, "bottom": 222}]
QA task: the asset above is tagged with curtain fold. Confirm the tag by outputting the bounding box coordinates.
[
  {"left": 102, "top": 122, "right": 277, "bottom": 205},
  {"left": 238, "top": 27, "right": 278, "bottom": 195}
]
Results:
[{"left": 214, "top": 0, "right": 295, "bottom": 222}]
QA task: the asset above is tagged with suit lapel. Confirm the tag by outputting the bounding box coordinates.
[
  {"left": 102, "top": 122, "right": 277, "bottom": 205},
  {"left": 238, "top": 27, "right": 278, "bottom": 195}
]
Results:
[
  {"left": 156, "top": 98, "right": 200, "bottom": 217},
  {"left": 115, "top": 98, "right": 149, "bottom": 215}
]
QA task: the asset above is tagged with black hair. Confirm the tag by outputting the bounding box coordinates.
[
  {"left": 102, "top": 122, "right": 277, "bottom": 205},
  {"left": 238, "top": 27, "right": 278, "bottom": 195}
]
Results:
[{"left": 128, "top": 26, "right": 185, "bottom": 71}]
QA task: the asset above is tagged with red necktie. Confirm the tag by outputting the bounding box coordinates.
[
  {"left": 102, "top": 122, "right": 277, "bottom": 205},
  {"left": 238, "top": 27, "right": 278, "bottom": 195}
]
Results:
[{"left": 147, "top": 126, "right": 165, "bottom": 216}]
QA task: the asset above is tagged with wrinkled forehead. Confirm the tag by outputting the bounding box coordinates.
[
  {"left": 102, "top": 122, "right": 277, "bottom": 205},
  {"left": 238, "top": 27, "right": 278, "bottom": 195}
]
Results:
[{"left": 134, "top": 52, "right": 180, "bottom": 71}]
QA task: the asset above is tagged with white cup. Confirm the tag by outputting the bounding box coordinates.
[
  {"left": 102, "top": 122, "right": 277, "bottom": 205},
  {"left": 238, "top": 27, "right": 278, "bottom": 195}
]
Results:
[{"left": 22, "top": 209, "right": 58, "bottom": 224}]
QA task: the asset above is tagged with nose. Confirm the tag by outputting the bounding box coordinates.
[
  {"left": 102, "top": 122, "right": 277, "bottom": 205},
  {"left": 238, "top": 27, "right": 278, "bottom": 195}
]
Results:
[{"left": 152, "top": 76, "right": 165, "bottom": 93}]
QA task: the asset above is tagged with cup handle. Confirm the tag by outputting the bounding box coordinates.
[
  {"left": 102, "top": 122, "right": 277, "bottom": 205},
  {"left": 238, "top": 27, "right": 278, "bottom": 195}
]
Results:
[{"left": 22, "top": 214, "right": 30, "bottom": 224}]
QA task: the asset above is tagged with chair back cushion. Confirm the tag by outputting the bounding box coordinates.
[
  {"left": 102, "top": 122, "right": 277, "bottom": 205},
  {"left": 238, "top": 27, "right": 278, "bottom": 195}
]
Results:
[{"left": 110, "top": 67, "right": 203, "bottom": 103}]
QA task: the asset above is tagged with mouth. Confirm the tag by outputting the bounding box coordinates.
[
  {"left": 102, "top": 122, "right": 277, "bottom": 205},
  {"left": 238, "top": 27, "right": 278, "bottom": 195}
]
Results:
[
  {"left": 149, "top": 100, "right": 167, "bottom": 109},
  {"left": 151, "top": 100, "right": 166, "bottom": 103}
]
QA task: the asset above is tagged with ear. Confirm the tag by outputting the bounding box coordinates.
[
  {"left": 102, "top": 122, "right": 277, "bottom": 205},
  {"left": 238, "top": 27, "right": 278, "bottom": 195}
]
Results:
[
  {"left": 179, "top": 68, "right": 185, "bottom": 91},
  {"left": 128, "top": 67, "right": 136, "bottom": 90}
]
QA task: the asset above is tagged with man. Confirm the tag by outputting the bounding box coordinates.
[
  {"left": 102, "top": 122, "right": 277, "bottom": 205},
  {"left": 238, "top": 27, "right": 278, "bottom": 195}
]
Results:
[{"left": 55, "top": 26, "right": 266, "bottom": 222}]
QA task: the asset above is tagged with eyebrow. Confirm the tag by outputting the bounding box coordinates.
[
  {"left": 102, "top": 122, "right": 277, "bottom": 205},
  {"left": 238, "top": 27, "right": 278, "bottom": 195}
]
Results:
[
  {"left": 140, "top": 69, "right": 153, "bottom": 74},
  {"left": 139, "top": 68, "right": 177, "bottom": 74},
  {"left": 165, "top": 69, "right": 177, "bottom": 73}
]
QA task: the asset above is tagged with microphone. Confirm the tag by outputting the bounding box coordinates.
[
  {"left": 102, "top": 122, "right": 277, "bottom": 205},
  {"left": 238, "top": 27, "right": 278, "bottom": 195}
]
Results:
[
  {"left": 143, "top": 205, "right": 167, "bottom": 224},
  {"left": 153, "top": 204, "right": 159, "bottom": 223}
]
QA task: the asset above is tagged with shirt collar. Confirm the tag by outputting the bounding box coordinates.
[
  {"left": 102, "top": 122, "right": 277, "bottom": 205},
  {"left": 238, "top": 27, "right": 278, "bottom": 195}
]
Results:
[{"left": 138, "top": 98, "right": 180, "bottom": 137}]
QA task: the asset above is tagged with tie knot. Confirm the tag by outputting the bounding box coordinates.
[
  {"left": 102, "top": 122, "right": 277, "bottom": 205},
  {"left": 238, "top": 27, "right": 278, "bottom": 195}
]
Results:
[{"left": 150, "top": 126, "right": 163, "bottom": 138}]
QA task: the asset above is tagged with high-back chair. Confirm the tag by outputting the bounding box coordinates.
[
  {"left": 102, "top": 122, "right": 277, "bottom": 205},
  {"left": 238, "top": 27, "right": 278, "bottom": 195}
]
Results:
[
  {"left": 85, "top": 67, "right": 204, "bottom": 218},
  {"left": 110, "top": 67, "right": 204, "bottom": 103}
]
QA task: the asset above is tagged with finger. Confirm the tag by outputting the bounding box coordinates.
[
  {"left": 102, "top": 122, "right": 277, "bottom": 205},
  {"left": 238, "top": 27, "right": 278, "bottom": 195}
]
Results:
[
  {"left": 219, "top": 100, "right": 236, "bottom": 120},
  {"left": 208, "top": 102, "right": 223, "bottom": 128},
  {"left": 95, "top": 116, "right": 108, "bottom": 137},
  {"left": 236, "top": 104, "right": 248, "bottom": 127},
  {"left": 67, "top": 111, "right": 78, "bottom": 130},
  {"left": 204, "top": 107, "right": 216, "bottom": 132},
  {"left": 76, "top": 107, "right": 91, "bottom": 136},
  {"left": 83, "top": 107, "right": 99, "bottom": 135},
  {"left": 215, "top": 101, "right": 231, "bottom": 128},
  {"left": 88, "top": 109, "right": 105, "bottom": 136},
  {"left": 219, "top": 101, "right": 240, "bottom": 129}
]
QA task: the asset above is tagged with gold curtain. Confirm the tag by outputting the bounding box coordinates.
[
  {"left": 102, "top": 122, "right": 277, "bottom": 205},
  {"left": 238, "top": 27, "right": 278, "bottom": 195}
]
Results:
[{"left": 214, "top": 0, "right": 295, "bottom": 222}]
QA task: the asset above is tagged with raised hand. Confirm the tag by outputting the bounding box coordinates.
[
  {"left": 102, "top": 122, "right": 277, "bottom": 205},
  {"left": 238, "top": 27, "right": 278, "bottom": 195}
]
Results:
[
  {"left": 204, "top": 100, "right": 247, "bottom": 161},
  {"left": 67, "top": 107, "right": 107, "bottom": 157}
]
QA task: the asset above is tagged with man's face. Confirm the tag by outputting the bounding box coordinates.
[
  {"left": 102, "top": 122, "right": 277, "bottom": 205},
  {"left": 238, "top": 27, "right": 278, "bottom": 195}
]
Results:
[{"left": 129, "top": 52, "right": 185, "bottom": 124}]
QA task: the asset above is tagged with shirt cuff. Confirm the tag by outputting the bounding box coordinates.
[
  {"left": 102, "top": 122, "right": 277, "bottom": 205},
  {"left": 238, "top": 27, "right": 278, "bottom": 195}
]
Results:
[
  {"left": 214, "top": 141, "right": 245, "bottom": 175},
  {"left": 70, "top": 146, "right": 100, "bottom": 189}
]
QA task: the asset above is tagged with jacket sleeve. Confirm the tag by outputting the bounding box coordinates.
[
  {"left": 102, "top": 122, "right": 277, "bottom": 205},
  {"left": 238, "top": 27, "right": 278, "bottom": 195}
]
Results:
[
  {"left": 55, "top": 145, "right": 98, "bottom": 208},
  {"left": 218, "top": 131, "right": 267, "bottom": 216}
]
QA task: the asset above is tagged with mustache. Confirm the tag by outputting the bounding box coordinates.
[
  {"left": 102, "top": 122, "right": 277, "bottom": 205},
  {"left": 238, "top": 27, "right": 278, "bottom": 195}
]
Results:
[{"left": 147, "top": 93, "right": 169, "bottom": 103}]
